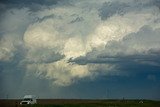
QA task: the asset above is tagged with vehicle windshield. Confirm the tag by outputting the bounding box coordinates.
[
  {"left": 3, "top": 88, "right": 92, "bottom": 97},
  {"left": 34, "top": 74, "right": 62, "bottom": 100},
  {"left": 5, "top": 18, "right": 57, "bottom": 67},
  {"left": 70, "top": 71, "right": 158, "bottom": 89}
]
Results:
[{"left": 23, "top": 98, "right": 33, "bottom": 101}]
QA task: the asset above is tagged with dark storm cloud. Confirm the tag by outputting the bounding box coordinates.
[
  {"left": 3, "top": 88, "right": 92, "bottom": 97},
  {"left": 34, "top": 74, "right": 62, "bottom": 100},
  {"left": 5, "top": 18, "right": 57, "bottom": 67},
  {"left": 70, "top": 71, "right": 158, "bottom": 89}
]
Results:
[
  {"left": 99, "top": 1, "right": 129, "bottom": 20},
  {"left": 0, "top": 45, "right": 60, "bottom": 98},
  {"left": 35, "top": 14, "right": 55, "bottom": 23},
  {"left": 69, "top": 51, "right": 160, "bottom": 66},
  {"left": 99, "top": 0, "right": 160, "bottom": 20},
  {"left": 70, "top": 16, "right": 84, "bottom": 23},
  {"left": 0, "top": 0, "right": 61, "bottom": 5},
  {"left": 0, "top": 0, "right": 70, "bottom": 12},
  {"left": 153, "top": 0, "right": 160, "bottom": 9},
  {"left": 0, "top": 46, "right": 26, "bottom": 98},
  {"left": 70, "top": 25, "right": 160, "bottom": 75}
]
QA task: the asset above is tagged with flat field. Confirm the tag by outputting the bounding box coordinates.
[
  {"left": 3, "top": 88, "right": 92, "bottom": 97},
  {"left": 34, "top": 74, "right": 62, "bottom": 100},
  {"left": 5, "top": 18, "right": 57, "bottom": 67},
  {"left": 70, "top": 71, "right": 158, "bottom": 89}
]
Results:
[{"left": 0, "top": 99, "right": 160, "bottom": 107}]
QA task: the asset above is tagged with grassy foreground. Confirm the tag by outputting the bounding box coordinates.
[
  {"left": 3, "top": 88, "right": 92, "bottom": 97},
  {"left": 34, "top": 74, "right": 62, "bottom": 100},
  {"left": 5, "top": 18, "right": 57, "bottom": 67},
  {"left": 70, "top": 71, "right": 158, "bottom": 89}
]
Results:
[{"left": 0, "top": 99, "right": 160, "bottom": 107}]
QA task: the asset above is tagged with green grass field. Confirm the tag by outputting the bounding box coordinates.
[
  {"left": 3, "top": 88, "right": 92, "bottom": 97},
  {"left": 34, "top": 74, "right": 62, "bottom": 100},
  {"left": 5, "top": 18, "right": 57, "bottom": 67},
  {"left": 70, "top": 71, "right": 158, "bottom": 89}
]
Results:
[{"left": 1, "top": 99, "right": 160, "bottom": 107}]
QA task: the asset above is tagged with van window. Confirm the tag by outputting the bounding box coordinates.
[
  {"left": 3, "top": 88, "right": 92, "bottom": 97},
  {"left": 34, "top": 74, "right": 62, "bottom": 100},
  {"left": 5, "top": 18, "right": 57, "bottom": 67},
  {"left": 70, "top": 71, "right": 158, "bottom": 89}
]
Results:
[
  {"left": 24, "top": 98, "right": 33, "bottom": 101},
  {"left": 22, "top": 102, "right": 28, "bottom": 104}
]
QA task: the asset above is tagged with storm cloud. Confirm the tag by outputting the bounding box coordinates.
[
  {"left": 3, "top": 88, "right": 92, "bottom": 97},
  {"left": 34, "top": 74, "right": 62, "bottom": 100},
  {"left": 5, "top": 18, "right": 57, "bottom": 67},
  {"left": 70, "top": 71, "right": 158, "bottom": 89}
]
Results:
[{"left": 0, "top": 0, "right": 160, "bottom": 99}]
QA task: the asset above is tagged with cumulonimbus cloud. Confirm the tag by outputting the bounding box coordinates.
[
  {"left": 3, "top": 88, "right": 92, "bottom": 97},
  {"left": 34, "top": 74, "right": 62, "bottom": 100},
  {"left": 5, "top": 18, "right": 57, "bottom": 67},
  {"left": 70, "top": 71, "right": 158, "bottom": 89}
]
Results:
[{"left": 1, "top": 0, "right": 160, "bottom": 89}]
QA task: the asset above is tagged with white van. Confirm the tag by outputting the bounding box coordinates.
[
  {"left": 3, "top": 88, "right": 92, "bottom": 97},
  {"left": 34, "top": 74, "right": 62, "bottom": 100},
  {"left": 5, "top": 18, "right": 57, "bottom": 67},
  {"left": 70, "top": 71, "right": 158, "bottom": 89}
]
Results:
[{"left": 20, "top": 95, "right": 37, "bottom": 105}]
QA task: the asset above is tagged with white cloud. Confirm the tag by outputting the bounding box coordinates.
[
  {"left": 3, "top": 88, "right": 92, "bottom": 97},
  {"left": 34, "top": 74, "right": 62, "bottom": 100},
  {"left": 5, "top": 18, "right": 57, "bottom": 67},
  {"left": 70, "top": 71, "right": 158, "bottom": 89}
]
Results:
[
  {"left": 26, "top": 60, "right": 90, "bottom": 86},
  {"left": 24, "top": 19, "right": 62, "bottom": 49},
  {"left": 87, "top": 7, "right": 156, "bottom": 50},
  {"left": 0, "top": 34, "right": 15, "bottom": 61},
  {"left": 63, "top": 37, "right": 87, "bottom": 59},
  {"left": 0, "top": 47, "right": 14, "bottom": 61},
  {"left": 104, "top": 26, "right": 160, "bottom": 56}
]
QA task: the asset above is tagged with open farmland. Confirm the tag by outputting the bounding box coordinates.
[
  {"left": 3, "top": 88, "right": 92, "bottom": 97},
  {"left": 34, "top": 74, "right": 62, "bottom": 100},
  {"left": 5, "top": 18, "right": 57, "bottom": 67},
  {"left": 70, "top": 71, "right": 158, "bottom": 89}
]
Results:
[{"left": 0, "top": 99, "right": 160, "bottom": 107}]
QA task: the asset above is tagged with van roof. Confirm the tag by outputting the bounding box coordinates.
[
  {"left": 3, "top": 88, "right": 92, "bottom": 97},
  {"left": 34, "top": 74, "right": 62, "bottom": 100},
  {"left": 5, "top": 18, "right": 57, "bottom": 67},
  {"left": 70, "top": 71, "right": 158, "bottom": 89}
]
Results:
[{"left": 24, "top": 95, "right": 36, "bottom": 98}]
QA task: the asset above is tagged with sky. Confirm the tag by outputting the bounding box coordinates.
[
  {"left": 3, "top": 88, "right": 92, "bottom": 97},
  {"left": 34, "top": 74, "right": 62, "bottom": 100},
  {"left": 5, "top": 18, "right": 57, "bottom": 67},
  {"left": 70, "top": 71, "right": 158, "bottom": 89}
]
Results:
[{"left": 0, "top": 0, "right": 160, "bottom": 100}]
